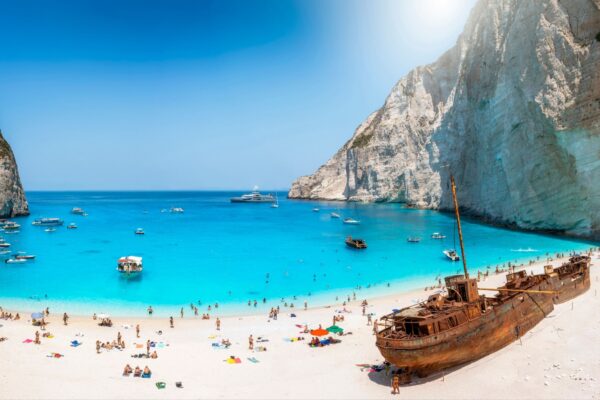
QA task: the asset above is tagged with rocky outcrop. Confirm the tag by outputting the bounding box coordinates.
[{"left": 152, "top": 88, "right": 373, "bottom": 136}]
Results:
[
  {"left": 289, "top": 0, "right": 600, "bottom": 239},
  {"left": 0, "top": 131, "right": 28, "bottom": 217}
]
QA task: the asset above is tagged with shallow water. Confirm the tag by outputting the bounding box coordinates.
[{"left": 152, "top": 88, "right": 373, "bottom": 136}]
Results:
[{"left": 0, "top": 191, "right": 594, "bottom": 316}]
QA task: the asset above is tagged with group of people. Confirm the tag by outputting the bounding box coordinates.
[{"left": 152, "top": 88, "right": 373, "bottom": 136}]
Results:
[
  {"left": 96, "top": 331, "right": 126, "bottom": 353},
  {"left": 122, "top": 364, "right": 151, "bottom": 378}
]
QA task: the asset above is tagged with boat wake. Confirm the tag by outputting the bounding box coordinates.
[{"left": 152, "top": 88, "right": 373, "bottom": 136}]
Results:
[{"left": 510, "top": 247, "right": 538, "bottom": 252}]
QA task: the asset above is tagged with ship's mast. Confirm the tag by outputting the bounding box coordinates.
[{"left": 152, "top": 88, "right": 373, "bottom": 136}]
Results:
[{"left": 450, "top": 175, "right": 469, "bottom": 279}]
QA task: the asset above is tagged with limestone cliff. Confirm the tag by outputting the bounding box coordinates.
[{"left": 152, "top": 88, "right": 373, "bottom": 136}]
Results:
[
  {"left": 289, "top": 0, "right": 600, "bottom": 239},
  {"left": 0, "top": 131, "right": 28, "bottom": 217}
]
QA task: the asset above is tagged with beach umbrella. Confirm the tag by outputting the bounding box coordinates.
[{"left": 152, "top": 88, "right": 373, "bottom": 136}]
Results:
[
  {"left": 326, "top": 325, "right": 344, "bottom": 334},
  {"left": 31, "top": 312, "right": 43, "bottom": 320},
  {"left": 97, "top": 313, "right": 110, "bottom": 319},
  {"left": 310, "top": 328, "right": 329, "bottom": 337}
]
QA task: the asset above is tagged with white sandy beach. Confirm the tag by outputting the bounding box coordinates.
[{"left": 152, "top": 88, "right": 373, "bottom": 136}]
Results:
[{"left": 1, "top": 251, "right": 599, "bottom": 399}]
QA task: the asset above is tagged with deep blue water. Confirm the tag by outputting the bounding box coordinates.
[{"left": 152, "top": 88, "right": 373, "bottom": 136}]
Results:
[{"left": 0, "top": 191, "right": 594, "bottom": 316}]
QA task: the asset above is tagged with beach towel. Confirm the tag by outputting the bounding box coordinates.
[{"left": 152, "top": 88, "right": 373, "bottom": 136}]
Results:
[
  {"left": 247, "top": 357, "right": 260, "bottom": 363},
  {"left": 47, "top": 353, "right": 63, "bottom": 358},
  {"left": 135, "top": 344, "right": 143, "bottom": 349},
  {"left": 295, "top": 324, "right": 303, "bottom": 328},
  {"left": 142, "top": 373, "right": 152, "bottom": 378},
  {"left": 70, "top": 340, "right": 82, "bottom": 347},
  {"left": 225, "top": 357, "right": 241, "bottom": 364},
  {"left": 155, "top": 382, "right": 166, "bottom": 389},
  {"left": 22, "top": 339, "right": 33, "bottom": 343}
]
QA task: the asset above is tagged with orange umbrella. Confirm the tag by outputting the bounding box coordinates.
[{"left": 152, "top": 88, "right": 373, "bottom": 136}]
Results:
[{"left": 310, "top": 328, "right": 329, "bottom": 336}]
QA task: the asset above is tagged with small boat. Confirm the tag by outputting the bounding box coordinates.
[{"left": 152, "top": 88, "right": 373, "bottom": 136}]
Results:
[
  {"left": 407, "top": 237, "right": 421, "bottom": 243},
  {"left": 443, "top": 249, "right": 460, "bottom": 261},
  {"left": 312, "top": 208, "right": 320, "bottom": 212},
  {"left": 67, "top": 223, "right": 78, "bottom": 229},
  {"left": 0, "top": 242, "right": 10, "bottom": 248},
  {"left": 45, "top": 228, "right": 56, "bottom": 233},
  {"left": 230, "top": 186, "right": 275, "bottom": 203},
  {"left": 32, "top": 218, "right": 64, "bottom": 227},
  {"left": 345, "top": 236, "right": 367, "bottom": 249},
  {"left": 71, "top": 207, "right": 86, "bottom": 215},
  {"left": 0, "top": 250, "right": 10, "bottom": 255},
  {"left": 431, "top": 232, "right": 446, "bottom": 239},
  {"left": 2, "top": 221, "right": 20, "bottom": 230},
  {"left": 135, "top": 228, "right": 145, "bottom": 235},
  {"left": 343, "top": 218, "right": 360, "bottom": 225},
  {"left": 170, "top": 207, "right": 185, "bottom": 213},
  {"left": 15, "top": 254, "right": 36, "bottom": 260},
  {"left": 117, "top": 256, "right": 143, "bottom": 275},
  {"left": 330, "top": 212, "right": 341, "bottom": 219},
  {"left": 5, "top": 258, "right": 26, "bottom": 264}
]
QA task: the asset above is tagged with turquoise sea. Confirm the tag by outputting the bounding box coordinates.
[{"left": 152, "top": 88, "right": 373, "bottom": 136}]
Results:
[{"left": 0, "top": 191, "right": 595, "bottom": 317}]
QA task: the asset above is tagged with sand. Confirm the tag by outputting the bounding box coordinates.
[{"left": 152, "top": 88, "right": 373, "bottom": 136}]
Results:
[{"left": 0, "top": 252, "right": 599, "bottom": 399}]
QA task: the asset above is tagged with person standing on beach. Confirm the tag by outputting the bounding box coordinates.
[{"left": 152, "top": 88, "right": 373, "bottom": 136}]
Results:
[
  {"left": 96, "top": 340, "right": 101, "bottom": 354},
  {"left": 146, "top": 340, "right": 151, "bottom": 356},
  {"left": 63, "top": 312, "right": 69, "bottom": 326},
  {"left": 34, "top": 331, "right": 40, "bottom": 345},
  {"left": 391, "top": 373, "right": 400, "bottom": 395},
  {"left": 40, "top": 318, "right": 46, "bottom": 331},
  {"left": 216, "top": 317, "right": 221, "bottom": 331},
  {"left": 147, "top": 306, "right": 153, "bottom": 316},
  {"left": 304, "top": 301, "right": 307, "bottom": 310},
  {"left": 136, "top": 324, "right": 140, "bottom": 338},
  {"left": 170, "top": 316, "right": 174, "bottom": 328},
  {"left": 45, "top": 307, "right": 50, "bottom": 317},
  {"left": 367, "top": 314, "right": 372, "bottom": 326},
  {"left": 180, "top": 307, "right": 184, "bottom": 318},
  {"left": 248, "top": 335, "right": 254, "bottom": 350}
]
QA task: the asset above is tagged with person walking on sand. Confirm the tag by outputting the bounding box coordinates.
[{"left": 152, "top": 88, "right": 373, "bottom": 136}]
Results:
[
  {"left": 96, "top": 340, "right": 101, "bottom": 354},
  {"left": 180, "top": 307, "right": 184, "bottom": 318},
  {"left": 216, "top": 317, "right": 221, "bottom": 331},
  {"left": 40, "top": 318, "right": 46, "bottom": 331},
  {"left": 367, "top": 314, "right": 372, "bottom": 326},
  {"left": 248, "top": 334, "right": 254, "bottom": 350},
  {"left": 63, "top": 312, "right": 69, "bottom": 326},
  {"left": 391, "top": 373, "right": 400, "bottom": 395},
  {"left": 136, "top": 324, "right": 140, "bottom": 338},
  {"left": 34, "top": 330, "right": 40, "bottom": 345},
  {"left": 45, "top": 307, "right": 50, "bottom": 317},
  {"left": 146, "top": 340, "right": 150, "bottom": 356},
  {"left": 170, "top": 316, "right": 174, "bottom": 328}
]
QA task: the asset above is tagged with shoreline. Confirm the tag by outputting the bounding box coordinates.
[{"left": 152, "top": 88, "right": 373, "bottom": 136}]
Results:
[
  {"left": 2, "top": 246, "right": 597, "bottom": 321},
  {"left": 0, "top": 251, "right": 598, "bottom": 399}
]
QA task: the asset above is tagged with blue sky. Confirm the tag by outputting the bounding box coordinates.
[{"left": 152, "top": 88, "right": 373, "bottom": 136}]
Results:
[{"left": 0, "top": 0, "right": 476, "bottom": 190}]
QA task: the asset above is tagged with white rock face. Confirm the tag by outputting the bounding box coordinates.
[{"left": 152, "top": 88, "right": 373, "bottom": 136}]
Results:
[
  {"left": 289, "top": 0, "right": 600, "bottom": 239},
  {"left": 0, "top": 131, "right": 28, "bottom": 217}
]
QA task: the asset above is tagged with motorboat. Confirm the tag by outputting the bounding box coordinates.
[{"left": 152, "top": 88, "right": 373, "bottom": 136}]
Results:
[
  {"left": 45, "top": 228, "right": 57, "bottom": 233},
  {"left": 5, "top": 258, "right": 26, "bottom": 264},
  {"left": 312, "top": 208, "right": 320, "bottom": 212},
  {"left": 15, "top": 254, "right": 36, "bottom": 260},
  {"left": 71, "top": 207, "right": 86, "bottom": 215},
  {"left": 330, "top": 212, "right": 341, "bottom": 219},
  {"left": 431, "top": 232, "right": 446, "bottom": 239},
  {"left": 343, "top": 218, "right": 360, "bottom": 225},
  {"left": 345, "top": 236, "right": 367, "bottom": 249},
  {"left": 230, "top": 187, "right": 275, "bottom": 203},
  {"left": 2, "top": 221, "right": 20, "bottom": 230},
  {"left": 443, "top": 249, "right": 460, "bottom": 261},
  {"left": 117, "top": 256, "right": 143, "bottom": 275},
  {"left": 0, "top": 242, "right": 10, "bottom": 248},
  {"left": 407, "top": 237, "right": 421, "bottom": 243},
  {"left": 170, "top": 207, "right": 185, "bottom": 213},
  {"left": 135, "top": 228, "right": 145, "bottom": 235},
  {"left": 67, "top": 223, "right": 78, "bottom": 229},
  {"left": 32, "top": 218, "right": 64, "bottom": 226}
]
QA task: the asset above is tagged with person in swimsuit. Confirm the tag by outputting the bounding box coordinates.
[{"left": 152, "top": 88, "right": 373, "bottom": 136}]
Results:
[
  {"left": 248, "top": 334, "right": 254, "bottom": 350},
  {"left": 169, "top": 316, "right": 174, "bottom": 328},
  {"left": 216, "top": 317, "right": 221, "bottom": 331},
  {"left": 391, "top": 373, "right": 400, "bottom": 395},
  {"left": 63, "top": 313, "right": 69, "bottom": 326},
  {"left": 136, "top": 324, "right": 140, "bottom": 338},
  {"left": 34, "top": 331, "right": 40, "bottom": 345}
]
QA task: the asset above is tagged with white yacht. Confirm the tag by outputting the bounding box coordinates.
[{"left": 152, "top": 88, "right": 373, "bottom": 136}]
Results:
[
  {"left": 431, "top": 232, "right": 446, "bottom": 239},
  {"left": 170, "top": 207, "right": 185, "bottom": 213},
  {"left": 2, "top": 221, "right": 20, "bottom": 230},
  {"left": 32, "top": 218, "right": 64, "bottom": 226},
  {"left": 330, "top": 212, "right": 341, "bottom": 219},
  {"left": 71, "top": 207, "right": 87, "bottom": 216},
  {"left": 343, "top": 218, "right": 360, "bottom": 225},
  {"left": 230, "top": 186, "right": 275, "bottom": 203}
]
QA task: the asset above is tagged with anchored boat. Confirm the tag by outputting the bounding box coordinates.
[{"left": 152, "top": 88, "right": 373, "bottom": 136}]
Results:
[
  {"left": 32, "top": 218, "right": 64, "bottom": 227},
  {"left": 345, "top": 236, "right": 367, "bottom": 249},
  {"left": 230, "top": 186, "right": 275, "bottom": 203},
  {"left": 117, "top": 256, "right": 143, "bottom": 275}
]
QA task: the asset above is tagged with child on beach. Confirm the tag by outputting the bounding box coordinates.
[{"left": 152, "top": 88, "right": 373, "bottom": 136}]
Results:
[{"left": 391, "top": 373, "right": 400, "bottom": 395}]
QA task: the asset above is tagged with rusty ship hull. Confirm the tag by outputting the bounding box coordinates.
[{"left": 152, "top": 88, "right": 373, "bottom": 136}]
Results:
[
  {"left": 548, "top": 256, "right": 591, "bottom": 304},
  {"left": 376, "top": 282, "right": 554, "bottom": 377}
]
